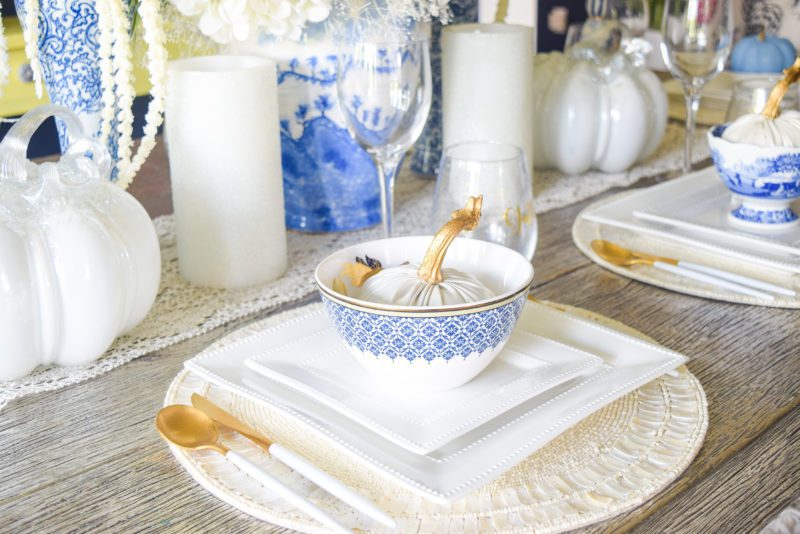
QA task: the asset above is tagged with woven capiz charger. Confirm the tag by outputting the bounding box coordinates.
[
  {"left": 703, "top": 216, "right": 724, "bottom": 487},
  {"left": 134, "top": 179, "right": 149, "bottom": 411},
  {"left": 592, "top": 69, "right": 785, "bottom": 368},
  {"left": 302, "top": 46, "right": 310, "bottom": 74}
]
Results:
[{"left": 164, "top": 302, "right": 708, "bottom": 533}]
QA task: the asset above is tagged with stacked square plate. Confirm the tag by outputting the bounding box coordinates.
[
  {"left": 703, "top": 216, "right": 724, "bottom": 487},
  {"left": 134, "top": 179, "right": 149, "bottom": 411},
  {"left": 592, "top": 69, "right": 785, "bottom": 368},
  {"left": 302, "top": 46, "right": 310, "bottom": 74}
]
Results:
[
  {"left": 581, "top": 167, "right": 800, "bottom": 275},
  {"left": 185, "top": 299, "right": 687, "bottom": 503}
]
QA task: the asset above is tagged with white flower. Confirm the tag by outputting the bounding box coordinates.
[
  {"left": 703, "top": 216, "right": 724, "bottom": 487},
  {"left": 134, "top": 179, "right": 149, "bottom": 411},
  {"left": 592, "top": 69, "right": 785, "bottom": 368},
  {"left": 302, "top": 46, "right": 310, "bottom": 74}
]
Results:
[
  {"left": 171, "top": 0, "right": 209, "bottom": 17},
  {"left": 298, "top": 0, "right": 331, "bottom": 23},
  {"left": 198, "top": 0, "right": 254, "bottom": 43},
  {"left": 169, "top": 0, "right": 333, "bottom": 43}
]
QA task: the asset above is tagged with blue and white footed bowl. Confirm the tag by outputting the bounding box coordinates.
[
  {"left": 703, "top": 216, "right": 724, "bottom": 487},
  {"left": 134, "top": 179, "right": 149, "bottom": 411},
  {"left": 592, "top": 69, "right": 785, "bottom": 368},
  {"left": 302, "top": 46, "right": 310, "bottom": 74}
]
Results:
[
  {"left": 315, "top": 236, "right": 534, "bottom": 392},
  {"left": 708, "top": 126, "right": 800, "bottom": 229}
]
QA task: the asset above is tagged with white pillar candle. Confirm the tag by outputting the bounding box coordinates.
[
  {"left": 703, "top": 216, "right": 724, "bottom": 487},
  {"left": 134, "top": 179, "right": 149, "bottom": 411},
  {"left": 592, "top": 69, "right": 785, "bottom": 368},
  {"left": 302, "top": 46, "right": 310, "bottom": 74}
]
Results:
[
  {"left": 165, "top": 55, "right": 288, "bottom": 288},
  {"left": 442, "top": 24, "right": 535, "bottom": 177}
]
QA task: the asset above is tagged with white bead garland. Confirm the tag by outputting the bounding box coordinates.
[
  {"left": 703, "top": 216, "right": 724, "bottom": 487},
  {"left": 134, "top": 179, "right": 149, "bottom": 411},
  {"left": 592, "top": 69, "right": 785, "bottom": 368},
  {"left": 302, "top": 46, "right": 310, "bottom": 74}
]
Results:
[
  {"left": 95, "top": 0, "right": 118, "bottom": 143},
  {"left": 107, "top": 0, "right": 135, "bottom": 182},
  {"left": 23, "top": 0, "right": 44, "bottom": 99},
  {"left": 118, "top": 0, "right": 168, "bottom": 187}
]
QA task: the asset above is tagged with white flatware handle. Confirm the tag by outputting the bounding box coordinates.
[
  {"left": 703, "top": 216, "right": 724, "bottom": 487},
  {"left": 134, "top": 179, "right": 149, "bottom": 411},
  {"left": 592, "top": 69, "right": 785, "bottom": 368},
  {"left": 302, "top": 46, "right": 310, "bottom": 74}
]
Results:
[
  {"left": 226, "top": 450, "right": 352, "bottom": 534},
  {"left": 269, "top": 443, "right": 396, "bottom": 529},
  {"left": 678, "top": 260, "right": 796, "bottom": 297},
  {"left": 653, "top": 261, "right": 775, "bottom": 301}
]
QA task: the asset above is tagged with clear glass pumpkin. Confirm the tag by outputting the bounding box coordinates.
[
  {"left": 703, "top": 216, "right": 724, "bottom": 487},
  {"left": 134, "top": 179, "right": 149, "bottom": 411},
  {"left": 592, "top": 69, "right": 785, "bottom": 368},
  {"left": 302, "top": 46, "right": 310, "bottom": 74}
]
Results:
[{"left": 0, "top": 105, "right": 161, "bottom": 380}]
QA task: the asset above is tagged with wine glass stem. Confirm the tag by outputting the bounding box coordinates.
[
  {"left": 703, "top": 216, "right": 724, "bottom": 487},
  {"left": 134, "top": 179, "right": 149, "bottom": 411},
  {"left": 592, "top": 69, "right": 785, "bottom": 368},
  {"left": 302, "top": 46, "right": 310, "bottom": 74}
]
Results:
[
  {"left": 683, "top": 86, "right": 700, "bottom": 173},
  {"left": 374, "top": 152, "right": 403, "bottom": 238}
]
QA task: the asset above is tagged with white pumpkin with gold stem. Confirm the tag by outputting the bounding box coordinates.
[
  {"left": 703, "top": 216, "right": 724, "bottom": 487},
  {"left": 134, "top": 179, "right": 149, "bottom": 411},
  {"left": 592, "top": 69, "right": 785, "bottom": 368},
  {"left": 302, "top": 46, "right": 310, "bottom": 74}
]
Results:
[
  {"left": 358, "top": 196, "right": 494, "bottom": 306},
  {"left": 722, "top": 57, "right": 800, "bottom": 147}
]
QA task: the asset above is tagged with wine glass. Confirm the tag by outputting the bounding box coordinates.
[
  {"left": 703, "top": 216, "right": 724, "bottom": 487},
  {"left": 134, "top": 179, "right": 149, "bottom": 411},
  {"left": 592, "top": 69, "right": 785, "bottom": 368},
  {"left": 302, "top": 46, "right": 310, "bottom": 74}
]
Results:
[
  {"left": 336, "top": 21, "right": 432, "bottom": 237},
  {"left": 661, "top": 0, "right": 733, "bottom": 172},
  {"left": 432, "top": 142, "right": 538, "bottom": 261}
]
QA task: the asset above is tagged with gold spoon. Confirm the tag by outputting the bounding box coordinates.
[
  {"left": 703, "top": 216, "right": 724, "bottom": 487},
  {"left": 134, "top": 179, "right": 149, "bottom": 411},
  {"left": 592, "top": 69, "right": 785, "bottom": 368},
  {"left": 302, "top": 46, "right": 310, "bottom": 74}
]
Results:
[
  {"left": 590, "top": 240, "right": 780, "bottom": 300},
  {"left": 155, "top": 405, "right": 351, "bottom": 533},
  {"left": 591, "top": 240, "right": 677, "bottom": 267}
]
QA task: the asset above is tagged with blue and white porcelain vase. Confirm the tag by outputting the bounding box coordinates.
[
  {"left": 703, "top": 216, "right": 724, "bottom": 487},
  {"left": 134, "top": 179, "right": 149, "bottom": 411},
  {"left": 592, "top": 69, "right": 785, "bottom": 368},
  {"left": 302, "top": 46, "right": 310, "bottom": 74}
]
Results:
[
  {"left": 410, "top": 0, "right": 478, "bottom": 176},
  {"left": 232, "top": 27, "right": 381, "bottom": 233},
  {"left": 14, "top": 0, "right": 116, "bottom": 161}
]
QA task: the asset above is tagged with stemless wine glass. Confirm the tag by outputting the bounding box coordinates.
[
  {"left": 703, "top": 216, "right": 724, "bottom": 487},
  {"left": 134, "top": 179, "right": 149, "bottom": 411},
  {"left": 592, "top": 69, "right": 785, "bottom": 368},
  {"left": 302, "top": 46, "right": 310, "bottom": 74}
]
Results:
[
  {"left": 661, "top": 0, "right": 732, "bottom": 172},
  {"left": 725, "top": 77, "right": 799, "bottom": 122},
  {"left": 336, "top": 20, "right": 432, "bottom": 237},
  {"left": 432, "top": 142, "right": 538, "bottom": 261}
]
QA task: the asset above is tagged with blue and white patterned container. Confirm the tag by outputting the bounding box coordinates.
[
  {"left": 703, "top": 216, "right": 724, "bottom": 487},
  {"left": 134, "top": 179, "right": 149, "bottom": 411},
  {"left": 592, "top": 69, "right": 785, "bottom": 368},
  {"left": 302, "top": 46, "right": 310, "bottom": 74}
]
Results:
[
  {"left": 315, "top": 235, "right": 534, "bottom": 392},
  {"left": 14, "top": 0, "right": 118, "bottom": 164},
  {"left": 708, "top": 125, "right": 800, "bottom": 229},
  {"left": 236, "top": 30, "right": 381, "bottom": 233}
]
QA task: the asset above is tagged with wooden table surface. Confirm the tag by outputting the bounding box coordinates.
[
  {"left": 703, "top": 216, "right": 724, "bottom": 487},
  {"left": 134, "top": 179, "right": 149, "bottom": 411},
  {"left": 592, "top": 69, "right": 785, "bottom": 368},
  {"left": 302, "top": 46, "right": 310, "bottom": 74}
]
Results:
[{"left": 1, "top": 140, "right": 798, "bottom": 533}]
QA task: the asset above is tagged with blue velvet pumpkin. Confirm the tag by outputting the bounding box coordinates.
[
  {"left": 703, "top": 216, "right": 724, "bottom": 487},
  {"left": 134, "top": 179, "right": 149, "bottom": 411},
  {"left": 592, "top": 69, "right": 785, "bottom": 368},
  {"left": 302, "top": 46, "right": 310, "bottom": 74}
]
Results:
[{"left": 731, "top": 33, "right": 796, "bottom": 73}]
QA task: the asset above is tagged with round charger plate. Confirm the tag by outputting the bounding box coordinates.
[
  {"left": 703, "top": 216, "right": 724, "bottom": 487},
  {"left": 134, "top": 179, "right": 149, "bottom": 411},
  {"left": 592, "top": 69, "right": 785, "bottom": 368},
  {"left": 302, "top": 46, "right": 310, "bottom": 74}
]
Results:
[
  {"left": 573, "top": 194, "right": 800, "bottom": 309},
  {"left": 163, "top": 302, "right": 708, "bottom": 533}
]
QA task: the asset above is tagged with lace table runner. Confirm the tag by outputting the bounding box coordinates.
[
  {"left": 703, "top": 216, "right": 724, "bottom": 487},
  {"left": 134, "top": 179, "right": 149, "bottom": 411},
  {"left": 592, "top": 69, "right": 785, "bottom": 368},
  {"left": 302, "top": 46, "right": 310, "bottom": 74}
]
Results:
[{"left": 0, "top": 124, "right": 709, "bottom": 410}]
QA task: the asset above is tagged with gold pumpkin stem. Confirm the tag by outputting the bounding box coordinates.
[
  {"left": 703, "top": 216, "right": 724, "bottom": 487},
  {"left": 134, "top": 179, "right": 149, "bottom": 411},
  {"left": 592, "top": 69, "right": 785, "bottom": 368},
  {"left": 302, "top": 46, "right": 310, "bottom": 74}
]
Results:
[
  {"left": 418, "top": 195, "right": 483, "bottom": 284},
  {"left": 762, "top": 56, "right": 800, "bottom": 120},
  {"left": 494, "top": 0, "right": 509, "bottom": 23}
]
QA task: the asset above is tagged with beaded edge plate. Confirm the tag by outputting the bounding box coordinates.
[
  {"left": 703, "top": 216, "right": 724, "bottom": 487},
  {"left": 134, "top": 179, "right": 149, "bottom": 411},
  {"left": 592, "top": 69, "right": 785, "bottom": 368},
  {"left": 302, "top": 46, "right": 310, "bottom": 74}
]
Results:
[{"left": 162, "top": 302, "right": 708, "bottom": 534}]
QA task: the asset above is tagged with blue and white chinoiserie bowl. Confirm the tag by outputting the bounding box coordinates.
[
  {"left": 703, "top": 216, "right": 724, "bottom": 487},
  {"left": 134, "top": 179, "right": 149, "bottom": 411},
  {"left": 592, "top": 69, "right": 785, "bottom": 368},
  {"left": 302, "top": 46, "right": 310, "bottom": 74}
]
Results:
[
  {"left": 708, "top": 126, "right": 800, "bottom": 230},
  {"left": 315, "top": 236, "right": 534, "bottom": 392}
]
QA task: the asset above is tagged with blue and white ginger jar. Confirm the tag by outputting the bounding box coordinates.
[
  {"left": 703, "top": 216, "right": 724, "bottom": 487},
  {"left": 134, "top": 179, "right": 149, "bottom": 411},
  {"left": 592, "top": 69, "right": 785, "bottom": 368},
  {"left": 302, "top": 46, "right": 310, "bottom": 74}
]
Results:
[{"left": 232, "top": 28, "right": 381, "bottom": 233}]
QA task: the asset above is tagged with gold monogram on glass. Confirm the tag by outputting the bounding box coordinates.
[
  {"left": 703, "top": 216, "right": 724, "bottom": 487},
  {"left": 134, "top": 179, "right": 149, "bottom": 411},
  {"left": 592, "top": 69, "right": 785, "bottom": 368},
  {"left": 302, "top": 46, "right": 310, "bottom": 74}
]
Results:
[{"left": 432, "top": 142, "right": 537, "bottom": 261}]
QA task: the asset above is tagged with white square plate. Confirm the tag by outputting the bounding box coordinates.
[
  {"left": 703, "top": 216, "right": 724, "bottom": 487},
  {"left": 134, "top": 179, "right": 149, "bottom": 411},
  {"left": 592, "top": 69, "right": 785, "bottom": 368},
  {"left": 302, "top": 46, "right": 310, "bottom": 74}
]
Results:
[
  {"left": 582, "top": 167, "right": 800, "bottom": 273},
  {"left": 244, "top": 325, "right": 604, "bottom": 454},
  {"left": 184, "top": 301, "right": 687, "bottom": 503},
  {"left": 633, "top": 173, "right": 800, "bottom": 255}
]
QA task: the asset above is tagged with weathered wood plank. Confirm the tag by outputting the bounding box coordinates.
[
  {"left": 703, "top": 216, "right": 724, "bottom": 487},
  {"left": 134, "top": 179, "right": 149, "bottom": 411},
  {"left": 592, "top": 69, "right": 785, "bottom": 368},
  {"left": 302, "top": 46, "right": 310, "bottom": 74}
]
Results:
[
  {"left": 0, "top": 294, "right": 318, "bottom": 505},
  {"left": 3, "top": 440, "right": 293, "bottom": 533}
]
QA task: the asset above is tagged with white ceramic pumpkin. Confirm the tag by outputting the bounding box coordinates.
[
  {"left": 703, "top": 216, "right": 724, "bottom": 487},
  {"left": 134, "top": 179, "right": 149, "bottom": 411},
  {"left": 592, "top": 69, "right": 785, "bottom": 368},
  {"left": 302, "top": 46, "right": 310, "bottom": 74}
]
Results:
[
  {"left": 0, "top": 106, "right": 161, "bottom": 380},
  {"left": 533, "top": 45, "right": 668, "bottom": 174}
]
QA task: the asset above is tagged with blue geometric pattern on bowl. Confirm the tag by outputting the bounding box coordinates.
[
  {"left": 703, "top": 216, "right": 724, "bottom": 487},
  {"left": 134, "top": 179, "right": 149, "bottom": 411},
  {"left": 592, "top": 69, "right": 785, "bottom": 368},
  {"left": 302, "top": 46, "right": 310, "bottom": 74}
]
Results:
[
  {"left": 710, "top": 125, "right": 800, "bottom": 200},
  {"left": 267, "top": 41, "right": 380, "bottom": 233},
  {"left": 321, "top": 293, "right": 526, "bottom": 363}
]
